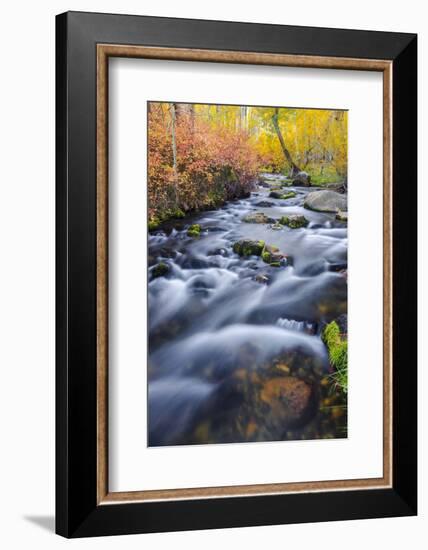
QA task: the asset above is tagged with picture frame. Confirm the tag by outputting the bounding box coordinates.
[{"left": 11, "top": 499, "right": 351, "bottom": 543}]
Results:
[{"left": 56, "top": 11, "right": 417, "bottom": 538}]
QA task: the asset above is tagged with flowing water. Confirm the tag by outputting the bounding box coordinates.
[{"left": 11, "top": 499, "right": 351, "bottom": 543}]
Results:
[{"left": 148, "top": 176, "right": 348, "bottom": 446}]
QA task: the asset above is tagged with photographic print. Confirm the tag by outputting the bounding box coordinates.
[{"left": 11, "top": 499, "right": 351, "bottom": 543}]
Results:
[{"left": 147, "top": 101, "right": 348, "bottom": 447}]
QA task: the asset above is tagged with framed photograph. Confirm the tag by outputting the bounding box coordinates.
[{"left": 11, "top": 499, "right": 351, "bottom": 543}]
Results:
[{"left": 56, "top": 11, "right": 417, "bottom": 537}]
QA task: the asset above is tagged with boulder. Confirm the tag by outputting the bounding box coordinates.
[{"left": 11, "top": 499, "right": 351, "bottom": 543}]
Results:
[
  {"left": 304, "top": 190, "right": 347, "bottom": 213},
  {"left": 242, "top": 212, "right": 274, "bottom": 224},
  {"left": 279, "top": 215, "right": 309, "bottom": 229},
  {"left": 292, "top": 171, "right": 311, "bottom": 186},
  {"left": 336, "top": 210, "right": 348, "bottom": 222}
]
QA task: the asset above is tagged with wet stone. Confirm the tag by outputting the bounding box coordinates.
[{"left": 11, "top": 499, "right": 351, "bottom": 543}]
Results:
[
  {"left": 255, "top": 273, "right": 270, "bottom": 284},
  {"left": 242, "top": 212, "right": 274, "bottom": 224}
]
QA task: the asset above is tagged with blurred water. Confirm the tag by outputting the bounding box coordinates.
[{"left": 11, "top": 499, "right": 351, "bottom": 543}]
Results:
[{"left": 148, "top": 178, "right": 348, "bottom": 446}]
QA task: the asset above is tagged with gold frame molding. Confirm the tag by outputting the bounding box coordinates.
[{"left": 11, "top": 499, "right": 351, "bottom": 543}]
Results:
[{"left": 96, "top": 44, "right": 393, "bottom": 505}]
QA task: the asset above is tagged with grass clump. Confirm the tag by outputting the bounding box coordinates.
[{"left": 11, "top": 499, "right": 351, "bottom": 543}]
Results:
[{"left": 322, "top": 321, "right": 348, "bottom": 393}]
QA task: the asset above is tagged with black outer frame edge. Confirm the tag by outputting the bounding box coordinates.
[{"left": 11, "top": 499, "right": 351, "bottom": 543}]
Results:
[
  {"left": 72, "top": 489, "right": 414, "bottom": 538},
  {"left": 55, "top": 11, "right": 69, "bottom": 538},
  {"left": 55, "top": 11, "right": 418, "bottom": 538},
  {"left": 391, "top": 36, "right": 418, "bottom": 513}
]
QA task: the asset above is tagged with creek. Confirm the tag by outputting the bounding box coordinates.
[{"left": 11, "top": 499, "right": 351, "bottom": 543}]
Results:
[{"left": 148, "top": 174, "right": 348, "bottom": 446}]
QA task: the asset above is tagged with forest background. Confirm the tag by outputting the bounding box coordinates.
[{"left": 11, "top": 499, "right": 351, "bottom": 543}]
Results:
[{"left": 148, "top": 102, "right": 348, "bottom": 228}]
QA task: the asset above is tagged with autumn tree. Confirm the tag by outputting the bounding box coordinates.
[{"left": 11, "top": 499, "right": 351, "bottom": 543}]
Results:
[
  {"left": 271, "top": 108, "right": 301, "bottom": 177},
  {"left": 147, "top": 101, "right": 347, "bottom": 227}
]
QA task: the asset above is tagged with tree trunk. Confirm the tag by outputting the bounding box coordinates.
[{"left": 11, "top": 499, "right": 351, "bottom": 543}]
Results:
[
  {"left": 272, "top": 108, "right": 301, "bottom": 177},
  {"left": 170, "top": 104, "right": 178, "bottom": 173},
  {"left": 175, "top": 103, "right": 192, "bottom": 119},
  {"left": 240, "top": 106, "right": 248, "bottom": 131},
  {"left": 169, "top": 104, "right": 180, "bottom": 204}
]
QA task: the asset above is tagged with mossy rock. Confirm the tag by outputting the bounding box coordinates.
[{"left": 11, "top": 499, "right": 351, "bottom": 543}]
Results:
[
  {"left": 281, "top": 191, "right": 297, "bottom": 200},
  {"left": 152, "top": 262, "right": 170, "bottom": 279},
  {"left": 171, "top": 208, "right": 185, "bottom": 219},
  {"left": 269, "top": 190, "right": 296, "bottom": 200},
  {"left": 187, "top": 224, "right": 201, "bottom": 237},
  {"left": 233, "top": 239, "right": 265, "bottom": 257},
  {"left": 261, "top": 244, "right": 284, "bottom": 266},
  {"left": 279, "top": 215, "right": 309, "bottom": 229},
  {"left": 336, "top": 210, "right": 348, "bottom": 222}
]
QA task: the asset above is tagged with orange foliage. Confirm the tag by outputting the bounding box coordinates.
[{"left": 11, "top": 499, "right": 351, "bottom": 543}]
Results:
[{"left": 148, "top": 103, "right": 264, "bottom": 224}]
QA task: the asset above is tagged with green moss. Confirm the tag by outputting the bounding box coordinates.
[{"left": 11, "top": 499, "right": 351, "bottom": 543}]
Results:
[
  {"left": 261, "top": 250, "right": 270, "bottom": 263},
  {"left": 170, "top": 208, "right": 185, "bottom": 219},
  {"left": 310, "top": 174, "right": 343, "bottom": 186},
  {"left": 187, "top": 224, "right": 201, "bottom": 238},
  {"left": 148, "top": 218, "right": 161, "bottom": 231},
  {"left": 322, "top": 321, "right": 348, "bottom": 393},
  {"left": 270, "top": 190, "right": 297, "bottom": 200},
  {"left": 281, "top": 191, "right": 296, "bottom": 200},
  {"left": 152, "top": 262, "right": 170, "bottom": 279}
]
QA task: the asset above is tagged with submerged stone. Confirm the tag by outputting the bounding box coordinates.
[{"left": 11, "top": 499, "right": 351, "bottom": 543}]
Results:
[
  {"left": 259, "top": 376, "right": 313, "bottom": 425},
  {"left": 255, "top": 273, "right": 270, "bottom": 284},
  {"left": 270, "top": 222, "right": 284, "bottom": 230},
  {"left": 242, "top": 212, "right": 274, "bottom": 224},
  {"left": 255, "top": 200, "right": 275, "bottom": 207}
]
